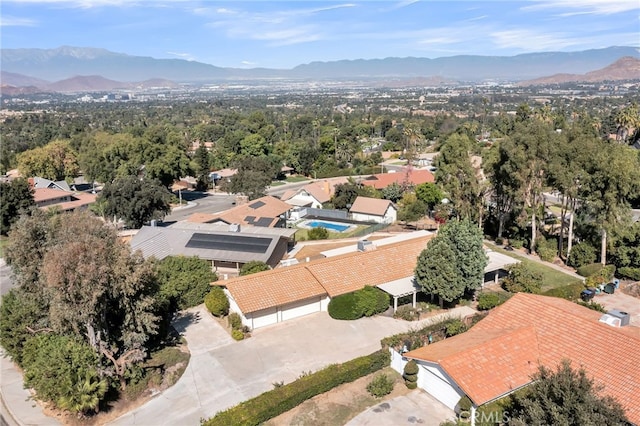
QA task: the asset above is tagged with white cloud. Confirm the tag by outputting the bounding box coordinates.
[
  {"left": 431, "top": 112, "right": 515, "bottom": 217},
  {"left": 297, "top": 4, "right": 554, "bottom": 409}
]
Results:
[
  {"left": 522, "top": 0, "right": 639, "bottom": 15},
  {"left": 491, "top": 29, "right": 580, "bottom": 51},
  {"left": 0, "top": 15, "right": 37, "bottom": 26},
  {"left": 166, "top": 51, "right": 195, "bottom": 61},
  {"left": 241, "top": 60, "right": 256, "bottom": 65}
]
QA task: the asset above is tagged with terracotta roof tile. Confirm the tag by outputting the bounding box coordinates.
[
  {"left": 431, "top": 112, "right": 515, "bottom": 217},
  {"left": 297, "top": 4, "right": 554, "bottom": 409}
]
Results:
[
  {"left": 223, "top": 265, "right": 326, "bottom": 313},
  {"left": 349, "top": 196, "right": 395, "bottom": 216},
  {"left": 222, "top": 235, "right": 432, "bottom": 312},
  {"left": 405, "top": 293, "right": 640, "bottom": 424},
  {"left": 361, "top": 169, "right": 434, "bottom": 190},
  {"left": 188, "top": 195, "right": 291, "bottom": 227}
]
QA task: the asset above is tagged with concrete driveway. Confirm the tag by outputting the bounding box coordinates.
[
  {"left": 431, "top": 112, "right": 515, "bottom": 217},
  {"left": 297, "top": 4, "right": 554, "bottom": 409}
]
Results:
[
  {"left": 346, "top": 390, "right": 456, "bottom": 426},
  {"left": 109, "top": 306, "right": 475, "bottom": 425}
]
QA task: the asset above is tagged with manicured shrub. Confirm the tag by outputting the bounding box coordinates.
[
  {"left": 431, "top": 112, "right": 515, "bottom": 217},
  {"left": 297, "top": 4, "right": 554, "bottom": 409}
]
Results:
[
  {"left": 327, "top": 292, "right": 358, "bottom": 320},
  {"left": 502, "top": 263, "right": 542, "bottom": 294},
  {"left": 205, "top": 287, "right": 229, "bottom": 317},
  {"left": 510, "top": 239, "right": 524, "bottom": 249},
  {"left": 583, "top": 265, "right": 616, "bottom": 288},
  {"left": 403, "top": 360, "right": 419, "bottom": 389},
  {"left": 477, "top": 292, "right": 509, "bottom": 310},
  {"left": 327, "top": 286, "right": 389, "bottom": 320},
  {"left": 366, "top": 374, "right": 394, "bottom": 397},
  {"left": 576, "top": 263, "right": 605, "bottom": 278},
  {"left": 445, "top": 319, "right": 468, "bottom": 337},
  {"left": 308, "top": 227, "right": 329, "bottom": 240},
  {"left": 542, "top": 282, "right": 586, "bottom": 300},
  {"left": 228, "top": 312, "right": 242, "bottom": 330},
  {"left": 458, "top": 395, "right": 473, "bottom": 412},
  {"left": 618, "top": 267, "right": 640, "bottom": 281},
  {"left": 568, "top": 243, "right": 597, "bottom": 268},
  {"left": 231, "top": 330, "right": 244, "bottom": 341},
  {"left": 495, "top": 237, "right": 504, "bottom": 246},
  {"left": 203, "top": 350, "right": 389, "bottom": 426}
]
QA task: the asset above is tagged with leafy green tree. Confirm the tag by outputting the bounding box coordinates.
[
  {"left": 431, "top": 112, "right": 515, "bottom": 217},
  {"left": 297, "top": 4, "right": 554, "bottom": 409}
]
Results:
[
  {"left": 0, "top": 288, "right": 49, "bottom": 363},
  {"left": 397, "top": 193, "right": 427, "bottom": 223},
  {"left": 435, "top": 134, "right": 483, "bottom": 224},
  {"left": 580, "top": 144, "right": 640, "bottom": 264},
  {"left": 5, "top": 211, "right": 161, "bottom": 390},
  {"left": 381, "top": 182, "right": 404, "bottom": 203},
  {"left": 17, "top": 140, "right": 79, "bottom": 181},
  {"left": 239, "top": 260, "right": 270, "bottom": 276},
  {"left": 156, "top": 256, "right": 218, "bottom": 311},
  {"left": 194, "top": 145, "right": 211, "bottom": 191},
  {"left": 415, "top": 182, "right": 444, "bottom": 211},
  {"left": 415, "top": 235, "right": 461, "bottom": 307},
  {"left": 510, "top": 360, "right": 629, "bottom": 426},
  {"left": 204, "top": 287, "right": 229, "bottom": 317},
  {"left": 223, "top": 156, "right": 280, "bottom": 200},
  {"left": 502, "top": 263, "right": 542, "bottom": 293},
  {"left": 439, "top": 219, "right": 487, "bottom": 292},
  {"left": 0, "top": 178, "right": 35, "bottom": 235},
  {"left": 415, "top": 219, "right": 487, "bottom": 307},
  {"left": 22, "top": 334, "right": 108, "bottom": 415},
  {"left": 331, "top": 180, "right": 376, "bottom": 210},
  {"left": 99, "top": 175, "right": 171, "bottom": 228}
]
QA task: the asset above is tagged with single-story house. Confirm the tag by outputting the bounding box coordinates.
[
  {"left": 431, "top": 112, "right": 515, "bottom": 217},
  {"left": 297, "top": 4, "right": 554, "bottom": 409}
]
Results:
[
  {"left": 187, "top": 195, "right": 292, "bottom": 228},
  {"left": 130, "top": 223, "right": 295, "bottom": 272},
  {"left": 33, "top": 187, "right": 96, "bottom": 212},
  {"left": 360, "top": 169, "right": 434, "bottom": 190},
  {"left": 392, "top": 293, "right": 640, "bottom": 426},
  {"left": 349, "top": 196, "right": 397, "bottom": 224},
  {"left": 218, "top": 234, "right": 432, "bottom": 330},
  {"left": 280, "top": 178, "right": 349, "bottom": 208},
  {"left": 29, "top": 176, "right": 71, "bottom": 191}
]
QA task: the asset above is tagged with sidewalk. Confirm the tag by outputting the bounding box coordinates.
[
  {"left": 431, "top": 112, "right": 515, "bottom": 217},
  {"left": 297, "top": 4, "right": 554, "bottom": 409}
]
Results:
[{"left": 0, "top": 349, "right": 61, "bottom": 425}]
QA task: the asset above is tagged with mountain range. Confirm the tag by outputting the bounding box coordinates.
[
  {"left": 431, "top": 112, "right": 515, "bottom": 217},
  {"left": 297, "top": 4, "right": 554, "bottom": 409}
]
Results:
[{"left": 1, "top": 46, "right": 639, "bottom": 93}]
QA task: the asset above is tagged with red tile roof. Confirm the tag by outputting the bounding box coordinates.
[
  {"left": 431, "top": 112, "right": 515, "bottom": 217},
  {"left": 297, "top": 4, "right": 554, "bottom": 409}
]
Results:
[
  {"left": 405, "top": 293, "right": 640, "bottom": 423},
  {"left": 361, "top": 169, "right": 434, "bottom": 190},
  {"left": 221, "top": 235, "right": 432, "bottom": 312},
  {"left": 187, "top": 195, "right": 291, "bottom": 227}
]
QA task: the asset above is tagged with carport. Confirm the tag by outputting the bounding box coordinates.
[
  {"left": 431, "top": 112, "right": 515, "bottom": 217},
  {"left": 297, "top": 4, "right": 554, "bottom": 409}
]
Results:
[
  {"left": 483, "top": 250, "right": 521, "bottom": 286},
  {"left": 377, "top": 276, "right": 422, "bottom": 313}
]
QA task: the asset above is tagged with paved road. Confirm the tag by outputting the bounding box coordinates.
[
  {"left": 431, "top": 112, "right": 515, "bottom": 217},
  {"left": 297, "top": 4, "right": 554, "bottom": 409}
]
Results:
[
  {"left": 109, "top": 305, "right": 475, "bottom": 426},
  {"left": 163, "top": 192, "right": 236, "bottom": 222}
]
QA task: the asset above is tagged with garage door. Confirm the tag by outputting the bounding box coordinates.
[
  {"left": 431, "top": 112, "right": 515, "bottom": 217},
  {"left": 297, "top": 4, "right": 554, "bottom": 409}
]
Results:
[
  {"left": 281, "top": 297, "right": 321, "bottom": 321},
  {"left": 251, "top": 307, "right": 278, "bottom": 329},
  {"left": 417, "top": 364, "right": 462, "bottom": 410}
]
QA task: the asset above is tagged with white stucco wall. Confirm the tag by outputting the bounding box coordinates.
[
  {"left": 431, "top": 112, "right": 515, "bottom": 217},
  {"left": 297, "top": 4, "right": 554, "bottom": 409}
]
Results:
[{"left": 351, "top": 206, "right": 397, "bottom": 224}]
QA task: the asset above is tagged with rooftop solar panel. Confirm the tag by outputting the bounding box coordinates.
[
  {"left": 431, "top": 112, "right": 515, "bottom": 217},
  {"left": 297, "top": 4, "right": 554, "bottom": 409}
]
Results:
[
  {"left": 255, "top": 217, "right": 274, "bottom": 227},
  {"left": 185, "top": 233, "right": 271, "bottom": 254},
  {"left": 249, "top": 200, "right": 265, "bottom": 209},
  {"left": 245, "top": 215, "right": 256, "bottom": 223}
]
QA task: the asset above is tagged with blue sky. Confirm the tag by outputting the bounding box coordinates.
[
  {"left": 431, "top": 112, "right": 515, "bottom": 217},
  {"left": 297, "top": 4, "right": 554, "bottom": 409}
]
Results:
[{"left": 1, "top": 1, "right": 639, "bottom": 69}]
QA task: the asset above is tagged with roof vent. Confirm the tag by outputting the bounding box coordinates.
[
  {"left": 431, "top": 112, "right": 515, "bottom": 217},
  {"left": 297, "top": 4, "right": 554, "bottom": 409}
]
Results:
[
  {"left": 229, "top": 223, "right": 241, "bottom": 232},
  {"left": 606, "top": 309, "right": 630, "bottom": 327},
  {"left": 599, "top": 314, "right": 621, "bottom": 328},
  {"left": 357, "top": 239, "right": 376, "bottom": 252},
  {"left": 279, "top": 258, "right": 299, "bottom": 268}
]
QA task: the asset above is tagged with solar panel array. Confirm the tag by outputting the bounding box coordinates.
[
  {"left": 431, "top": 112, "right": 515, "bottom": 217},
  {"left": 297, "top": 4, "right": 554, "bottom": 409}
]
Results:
[
  {"left": 185, "top": 233, "right": 272, "bottom": 254},
  {"left": 249, "top": 200, "right": 265, "bottom": 209}
]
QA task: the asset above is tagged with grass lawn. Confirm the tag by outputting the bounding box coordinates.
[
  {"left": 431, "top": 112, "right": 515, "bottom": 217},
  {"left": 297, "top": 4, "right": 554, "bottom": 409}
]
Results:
[
  {"left": 296, "top": 224, "right": 367, "bottom": 241},
  {"left": 487, "top": 243, "right": 582, "bottom": 291},
  {"left": 285, "top": 175, "right": 310, "bottom": 183},
  {"left": 270, "top": 181, "right": 286, "bottom": 186}
]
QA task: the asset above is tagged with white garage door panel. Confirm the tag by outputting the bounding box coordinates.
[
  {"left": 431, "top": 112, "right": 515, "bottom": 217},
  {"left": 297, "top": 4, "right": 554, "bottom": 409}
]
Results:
[
  {"left": 418, "top": 365, "right": 462, "bottom": 410},
  {"left": 281, "top": 297, "right": 320, "bottom": 321},
  {"left": 251, "top": 307, "right": 278, "bottom": 329}
]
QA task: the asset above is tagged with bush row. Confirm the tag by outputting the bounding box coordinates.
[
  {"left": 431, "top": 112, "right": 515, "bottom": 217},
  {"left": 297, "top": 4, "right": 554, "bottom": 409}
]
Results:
[
  {"left": 618, "top": 267, "right": 640, "bottom": 281},
  {"left": 477, "top": 292, "right": 511, "bottom": 310},
  {"left": 328, "top": 286, "right": 389, "bottom": 320},
  {"left": 203, "top": 350, "right": 389, "bottom": 426},
  {"left": 542, "top": 282, "right": 586, "bottom": 300}
]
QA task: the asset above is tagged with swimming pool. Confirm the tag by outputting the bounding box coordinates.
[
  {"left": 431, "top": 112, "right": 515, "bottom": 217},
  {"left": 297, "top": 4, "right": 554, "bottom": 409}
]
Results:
[{"left": 306, "top": 220, "right": 350, "bottom": 232}]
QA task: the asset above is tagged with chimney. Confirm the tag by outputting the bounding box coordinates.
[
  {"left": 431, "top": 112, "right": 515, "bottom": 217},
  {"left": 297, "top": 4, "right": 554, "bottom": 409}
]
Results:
[
  {"left": 357, "top": 240, "right": 376, "bottom": 252},
  {"left": 229, "top": 223, "right": 241, "bottom": 232}
]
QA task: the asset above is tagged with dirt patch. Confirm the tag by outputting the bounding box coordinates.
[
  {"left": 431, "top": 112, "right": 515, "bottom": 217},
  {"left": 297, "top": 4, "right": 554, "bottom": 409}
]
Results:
[
  {"left": 264, "top": 367, "right": 410, "bottom": 426},
  {"left": 622, "top": 281, "right": 640, "bottom": 298}
]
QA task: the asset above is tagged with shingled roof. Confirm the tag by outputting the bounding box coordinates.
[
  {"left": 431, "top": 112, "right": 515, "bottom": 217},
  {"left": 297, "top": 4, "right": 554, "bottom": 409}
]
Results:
[
  {"left": 360, "top": 169, "right": 434, "bottom": 190},
  {"left": 187, "top": 195, "right": 291, "bottom": 227},
  {"left": 404, "top": 293, "right": 640, "bottom": 423}
]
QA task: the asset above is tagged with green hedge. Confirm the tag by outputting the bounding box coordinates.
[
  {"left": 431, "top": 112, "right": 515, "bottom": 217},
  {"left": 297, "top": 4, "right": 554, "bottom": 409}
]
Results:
[
  {"left": 327, "top": 286, "right": 389, "bottom": 320},
  {"left": 542, "top": 282, "right": 586, "bottom": 300},
  {"left": 576, "top": 263, "right": 604, "bottom": 277},
  {"left": 205, "top": 287, "right": 229, "bottom": 317},
  {"left": 203, "top": 350, "right": 389, "bottom": 426},
  {"left": 477, "top": 292, "right": 510, "bottom": 310},
  {"left": 618, "top": 267, "right": 640, "bottom": 281}
]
